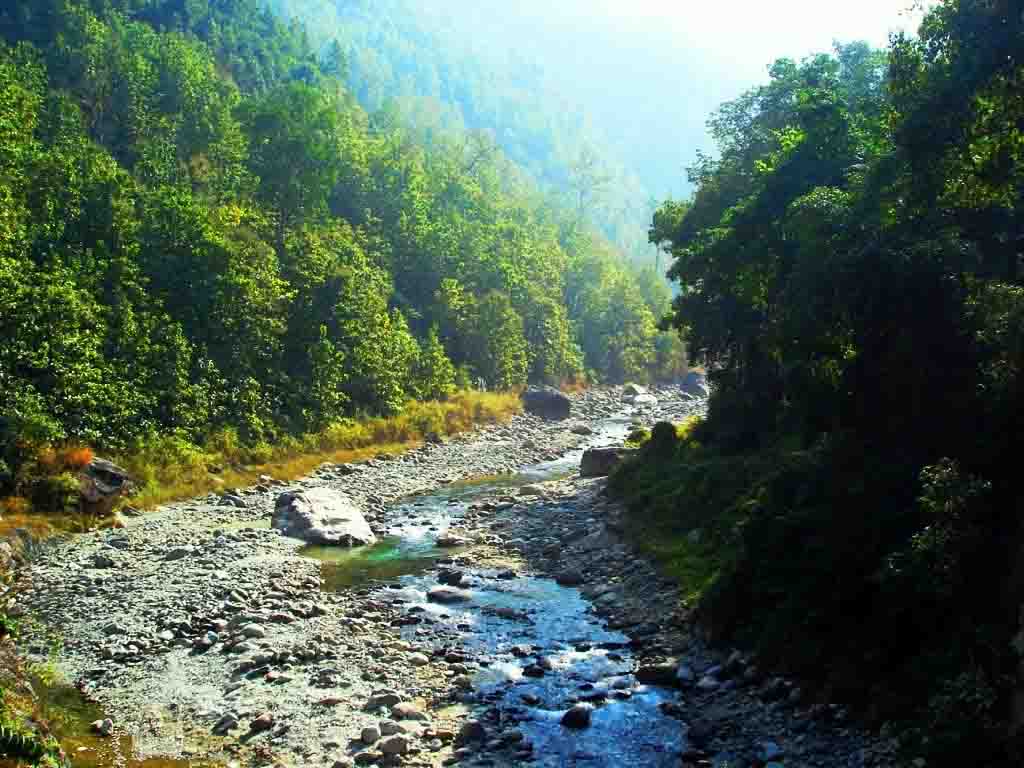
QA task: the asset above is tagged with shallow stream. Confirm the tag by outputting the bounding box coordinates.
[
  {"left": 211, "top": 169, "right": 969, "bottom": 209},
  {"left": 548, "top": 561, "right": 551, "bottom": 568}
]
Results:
[{"left": 304, "top": 412, "right": 687, "bottom": 767}]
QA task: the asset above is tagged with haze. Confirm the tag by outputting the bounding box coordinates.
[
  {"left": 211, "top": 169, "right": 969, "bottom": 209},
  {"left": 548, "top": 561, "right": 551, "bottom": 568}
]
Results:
[{"left": 451, "top": 0, "right": 925, "bottom": 198}]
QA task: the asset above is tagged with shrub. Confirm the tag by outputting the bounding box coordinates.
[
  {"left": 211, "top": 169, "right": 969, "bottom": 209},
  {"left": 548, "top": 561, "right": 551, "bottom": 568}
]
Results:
[
  {"left": 625, "top": 427, "right": 650, "bottom": 446},
  {"left": 28, "top": 473, "right": 80, "bottom": 515},
  {"left": 58, "top": 446, "right": 93, "bottom": 471},
  {"left": 0, "top": 497, "right": 31, "bottom": 517},
  {"left": 648, "top": 421, "right": 679, "bottom": 457}
]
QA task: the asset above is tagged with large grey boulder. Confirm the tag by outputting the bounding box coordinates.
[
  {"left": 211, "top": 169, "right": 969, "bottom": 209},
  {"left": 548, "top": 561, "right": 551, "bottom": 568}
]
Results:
[
  {"left": 521, "top": 386, "right": 571, "bottom": 420},
  {"left": 580, "top": 446, "right": 637, "bottom": 478},
  {"left": 681, "top": 372, "right": 710, "bottom": 397},
  {"left": 272, "top": 488, "right": 375, "bottom": 546},
  {"left": 79, "top": 458, "right": 131, "bottom": 516}
]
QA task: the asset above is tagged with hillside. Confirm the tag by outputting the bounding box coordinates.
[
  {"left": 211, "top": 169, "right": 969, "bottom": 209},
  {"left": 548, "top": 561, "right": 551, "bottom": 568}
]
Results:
[
  {"left": 0, "top": 0, "right": 684, "bottom": 521},
  {"left": 267, "top": 0, "right": 661, "bottom": 261}
]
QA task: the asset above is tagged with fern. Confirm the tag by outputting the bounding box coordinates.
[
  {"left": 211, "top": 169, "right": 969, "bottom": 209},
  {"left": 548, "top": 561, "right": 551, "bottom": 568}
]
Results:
[{"left": 0, "top": 720, "right": 47, "bottom": 760}]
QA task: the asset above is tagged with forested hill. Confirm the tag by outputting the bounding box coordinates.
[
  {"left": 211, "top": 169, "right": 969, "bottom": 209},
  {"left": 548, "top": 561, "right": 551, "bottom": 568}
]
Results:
[
  {"left": 266, "top": 0, "right": 659, "bottom": 261},
  {"left": 0, "top": 0, "right": 684, "bottom": 499}
]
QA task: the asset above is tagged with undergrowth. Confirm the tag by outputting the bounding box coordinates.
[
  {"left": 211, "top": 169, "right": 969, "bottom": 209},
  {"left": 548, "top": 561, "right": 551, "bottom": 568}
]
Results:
[
  {"left": 0, "top": 592, "right": 67, "bottom": 767},
  {"left": 609, "top": 416, "right": 1022, "bottom": 767},
  {"left": 0, "top": 390, "right": 520, "bottom": 538}
]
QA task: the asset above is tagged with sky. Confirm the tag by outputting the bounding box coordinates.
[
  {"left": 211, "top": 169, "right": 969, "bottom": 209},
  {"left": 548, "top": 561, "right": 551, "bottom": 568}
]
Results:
[
  {"left": 448, "top": 0, "right": 931, "bottom": 198},
  {"left": 497, "top": 0, "right": 928, "bottom": 197},
  {"left": 591, "top": 0, "right": 927, "bottom": 85}
]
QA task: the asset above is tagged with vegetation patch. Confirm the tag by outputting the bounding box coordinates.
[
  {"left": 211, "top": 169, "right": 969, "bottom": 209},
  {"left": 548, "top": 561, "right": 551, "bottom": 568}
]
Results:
[{"left": 0, "top": 391, "right": 520, "bottom": 539}]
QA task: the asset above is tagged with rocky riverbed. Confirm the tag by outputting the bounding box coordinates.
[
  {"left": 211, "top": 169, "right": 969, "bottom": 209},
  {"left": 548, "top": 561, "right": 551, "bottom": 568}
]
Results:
[{"left": 12, "top": 386, "right": 898, "bottom": 767}]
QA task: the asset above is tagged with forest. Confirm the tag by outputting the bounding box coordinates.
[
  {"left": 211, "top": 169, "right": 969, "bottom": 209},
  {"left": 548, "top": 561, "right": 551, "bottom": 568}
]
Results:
[
  {"left": 0, "top": 0, "right": 684, "bottom": 511},
  {"left": 616, "top": 1, "right": 1024, "bottom": 764}
]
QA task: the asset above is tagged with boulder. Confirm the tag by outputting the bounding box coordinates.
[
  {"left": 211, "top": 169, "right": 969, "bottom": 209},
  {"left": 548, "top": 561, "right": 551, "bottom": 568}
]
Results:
[
  {"left": 632, "top": 393, "right": 658, "bottom": 407},
  {"left": 79, "top": 458, "right": 131, "bottom": 516},
  {"left": 622, "top": 382, "right": 648, "bottom": 397},
  {"left": 272, "top": 488, "right": 375, "bottom": 546},
  {"left": 681, "top": 371, "right": 710, "bottom": 397},
  {"left": 521, "top": 386, "right": 571, "bottom": 420},
  {"left": 636, "top": 661, "right": 680, "bottom": 687},
  {"left": 580, "top": 446, "right": 637, "bottom": 478}
]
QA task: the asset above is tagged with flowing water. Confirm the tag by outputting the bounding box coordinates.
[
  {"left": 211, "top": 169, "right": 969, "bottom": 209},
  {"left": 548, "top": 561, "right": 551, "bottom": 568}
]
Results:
[{"left": 306, "top": 412, "right": 687, "bottom": 767}]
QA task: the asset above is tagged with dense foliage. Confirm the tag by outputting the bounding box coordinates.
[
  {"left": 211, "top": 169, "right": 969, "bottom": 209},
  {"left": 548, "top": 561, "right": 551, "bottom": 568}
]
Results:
[
  {"left": 629, "top": 2, "right": 1023, "bottom": 763},
  {"left": 0, "top": 0, "right": 682, "bottom": 502}
]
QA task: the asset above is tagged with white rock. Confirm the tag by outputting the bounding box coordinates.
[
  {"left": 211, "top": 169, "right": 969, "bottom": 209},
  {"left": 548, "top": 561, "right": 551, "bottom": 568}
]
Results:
[{"left": 272, "top": 488, "right": 375, "bottom": 546}]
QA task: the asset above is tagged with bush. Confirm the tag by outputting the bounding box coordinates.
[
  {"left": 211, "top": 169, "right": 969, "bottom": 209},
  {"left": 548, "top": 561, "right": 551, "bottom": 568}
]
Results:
[
  {"left": 28, "top": 473, "right": 80, "bottom": 516},
  {"left": 625, "top": 427, "right": 650, "bottom": 446},
  {"left": 648, "top": 421, "right": 679, "bottom": 457}
]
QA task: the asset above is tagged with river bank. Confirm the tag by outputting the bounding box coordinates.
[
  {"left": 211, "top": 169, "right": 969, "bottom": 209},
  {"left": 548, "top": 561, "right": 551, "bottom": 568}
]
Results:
[{"left": 10, "top": 387, "right": 896, "bottom": 767}]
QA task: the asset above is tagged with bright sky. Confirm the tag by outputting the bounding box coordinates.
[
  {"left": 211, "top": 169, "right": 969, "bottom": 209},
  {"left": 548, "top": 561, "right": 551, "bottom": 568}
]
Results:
[{"left": 592, "top": 0, "right": 927, "bottom": 84}]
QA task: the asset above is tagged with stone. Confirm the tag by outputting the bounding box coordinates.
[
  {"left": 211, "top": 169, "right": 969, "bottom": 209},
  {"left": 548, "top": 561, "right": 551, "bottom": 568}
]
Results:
[
  {"left": 379, "top": 735, "right": 409, "bottom": 755},
  {"left": 571, "top": 423, "right": 594, "bottom": 436},
  {"left": 518, "top": 485, "right": 545, "bottom": 497},
  {"left": 0, "top": 541, "right": 16, "bottom": 574},
  {"left": 91, "top": 718, "right": 114, "bottom": 737},
  {"left": 164, "top": 546, "right": 193, "bottom": 561},
  {"left": 390, "top": 702, "right": 428, "bottom": 721},
  {"left": 580, "top": 446, "right": 637, "bottom": 478},
  {"left": 437, "top": 569, "right": 467, "bottom": 587},
  {"left": 632, "top": 393, "right": 658, "bottom": 407},
  {"left": 212, "top": 713, "right": 239, "bottom": 735},
  {"left": 457, "top": 720, "right": 486, "bottom": 744},
  {"left": 636, "top": 662, "right": 680, "bottom": 686},
  {"left": 408, "top": 652, "right": 430, "bottom": 666},
  {"left": 436, "top": 533, "right": 470, "bottom": 548},
  {"left": 366, "top": 692, "right": 403, "bottom": 710},
  {"left": 240, "top": 623, "right": 266, "bottom": 639},
  {"left": 560, "top": 704, "right": 593, "bottom": 729},
  {"left": 622, "top": 382, "right": 648, "bottom": 397},
  {"left": 427, "top": 586, "right": 471, "bottom": 604},
  {"left": 91, "top": 553, "right": 116, "bottom": 569},
  {"left": 380, "top": 721, "right": 406, "bottom": 736},
  {"left": 697, "top": 675, "right": 720, "bottom": 691},
  {"left": 361, "top": 725, "right": 381, "bottom": 744},
  {"left": 249, "top": 712, "right": 274, "bottom": 733},
  {"left": 759, "top": 741, "right": 784, "bottom": 761},
  {"left": 272, "top": 488, "right": 376, "bottom": 546},
  {"left": 676, "top": 663, "right": 696, "bottom": 685},
  {"left": 521, "top": 386, "right": 571, "bottom": 420},
  {"left": 555, "top": 569, "right": 584, "bottom": 587},
  {"left": 79, "top": 458, "right": 131, "bottom": 516}
]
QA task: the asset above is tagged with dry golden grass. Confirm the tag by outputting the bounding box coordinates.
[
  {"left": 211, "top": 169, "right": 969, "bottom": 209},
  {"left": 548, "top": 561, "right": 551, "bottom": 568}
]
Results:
[
  {"left": 558, "top": 377, "right": 590, "bottom": 394},
  {"left": 122, "top": 390, "right": 520, "bottom": 512},
  {"left": 2, "top": 391, "right": 520, "bottom": 534}
]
